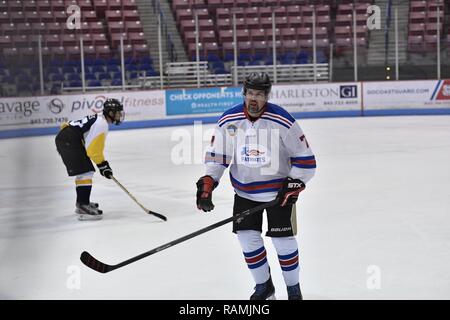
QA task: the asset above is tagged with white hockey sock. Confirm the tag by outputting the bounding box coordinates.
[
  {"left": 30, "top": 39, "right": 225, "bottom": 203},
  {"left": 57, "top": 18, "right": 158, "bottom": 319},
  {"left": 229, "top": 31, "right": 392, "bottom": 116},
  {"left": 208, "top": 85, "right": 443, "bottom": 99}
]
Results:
[
  {"left": 271, "top": 236, "right": 300, "bottom": 286},
  {"left": 237, "top": 230, "right": 270, "bottom": 285}
]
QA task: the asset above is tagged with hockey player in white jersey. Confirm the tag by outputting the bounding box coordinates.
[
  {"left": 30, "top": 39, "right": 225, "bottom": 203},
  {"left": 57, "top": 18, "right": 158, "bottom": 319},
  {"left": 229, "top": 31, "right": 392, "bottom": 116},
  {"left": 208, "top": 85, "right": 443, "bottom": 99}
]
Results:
[
  {"left": 55, "top": 98, "right": 124, "bottom": 220},
  {"left": 196, "top": 73, "right": 316, "bottom": 300}
]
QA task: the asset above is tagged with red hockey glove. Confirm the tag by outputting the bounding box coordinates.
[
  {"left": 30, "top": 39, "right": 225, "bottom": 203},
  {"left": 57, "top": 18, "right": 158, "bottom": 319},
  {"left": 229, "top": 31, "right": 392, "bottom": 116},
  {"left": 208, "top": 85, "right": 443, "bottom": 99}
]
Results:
[
  {"left": 196, "top": 175, "right": 218, "bottom": 212},
  {"left": 277, "top": 177, "right": 305, "bottom": 207}
]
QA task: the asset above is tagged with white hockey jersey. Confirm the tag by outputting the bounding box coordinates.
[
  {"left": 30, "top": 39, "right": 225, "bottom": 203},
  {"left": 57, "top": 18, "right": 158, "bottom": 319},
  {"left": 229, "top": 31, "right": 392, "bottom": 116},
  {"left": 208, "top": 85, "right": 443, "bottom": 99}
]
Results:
[{"left": 204, "top": 102, "right": 316, "bottom": 202}]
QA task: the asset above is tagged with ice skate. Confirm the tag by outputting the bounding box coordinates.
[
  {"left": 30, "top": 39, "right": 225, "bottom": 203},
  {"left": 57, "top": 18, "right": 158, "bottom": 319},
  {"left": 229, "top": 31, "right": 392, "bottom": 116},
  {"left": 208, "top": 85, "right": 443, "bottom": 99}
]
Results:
[
  {"left": 287, "top": 283, "right": 303, "bottom": 300},
  {"left": 75, "top": 203, "right": 103, "bottom": 221},
  {"left": 89, "top": 202, "right": 102, "bottom": 213},
  {"left": 250, "top": 277, "right": 276, "bottom": 300}
]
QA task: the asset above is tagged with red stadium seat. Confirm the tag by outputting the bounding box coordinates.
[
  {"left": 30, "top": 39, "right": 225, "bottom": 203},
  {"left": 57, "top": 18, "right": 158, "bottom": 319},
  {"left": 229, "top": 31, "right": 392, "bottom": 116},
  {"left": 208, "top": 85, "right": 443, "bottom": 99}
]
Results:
[
  {"left": 128, "top": 32, "right": 146, "bottom": 45},
  {"left": 30, "top": 22, "right": 45, "bottom": 34},
  {"left": 260, "top": 17, "right": 274, "bottom": 29},
  {"left": 0, "top": 35, "right": 12, "bottom": 48},
  {"left": 288, "top": 16, "right": 302, "bottom": 28},
  {"left": 44, "top": 33, "right": 61, "bottom": 47},
  {"left": 105, "top": 10, "right": 122, "bottom": 22},
  {"left": 198, "top": 19, "right": 214, "bottom": 31},
  {"left": 123, "top": 0, "right": 138, "bottom": 11},
  {"left": 92, "top": 33, "right": 107, "bottom": 46},
  {"left": 274, "top": 6, "right": 286, "bottom": 17},
  {"left": 50, "top": 0, "right": 65, "bottom": 12},
  {"left": 53, "top": 11, "right": 67, "bottom": 23},
  {"left": 18, "top": 22, "right": 32, "bottom": 35},
  {"left": 409, "top": 12, "right": 426, "bottom": 24},
  {"left": 89, "top": 21, "right": 104, "bottom": 34},
  {"left": 62, "top": 34, "right": 77, "bottom": 46},
  {"left": 286, "top": 5, "right": 301, "bottom": 17},
  {"left": 216, "top": 8, "right": 230, "bottom": 19},
  {"left": 253, "top": 40, "right": 268, "bottom": 55},
  {"left": 236, "top": 29, "right": 250, "bottom": 42},
  {"left": 95, "top": 45, "right": 111, "bottom": 58},
  {"left": 77, "top": 33, "right": 94, "bottom": 46},
  {"left": 125, "top": 20, "right": 143, "bottom": 33},
  {"left": 410, "top": 1, "right": 426, "bottom": 13},
  {"left": 200, "top": 30, "right": 216, "bottom": 42},
  {"left": 109, "top": 21, "right": 125, "bottom": 34},
  {"left": 37, "top": 0, "right": 51, "bottom": 11},
  {"left": 108, "top": 0, "right": 123, "bottom": 11},
  {"left": 275, "top": 16, "right": 289, "bottom": 29},
  {"left": 282, "top": 39, "right": 299, "bottom": 53},
  {"left": 47, "top": 22, "right": 62, "bottom": 34},
  {"left": 409, "top": 23, "right": 425, "bottom": 36},
  {"left": 244, "top": 7, "right": 258, "bottom": 19},
  {"left": 218, "top": 29, "right": 233, "bottom": 43},
  {"left": 246, "top": 17, "right": 260, "bottom": 30},
  {"left": 93, "top": 0, "right": 107, "bottom": 13},
  {"left": 281, "top": 27, "right": 296, "bottom": 40},
  {"left": 250, "top": 28, "right": 266, "bottom": 41},
  {"left": 204, "top": 42, "right": 219, "bottom": 56}
]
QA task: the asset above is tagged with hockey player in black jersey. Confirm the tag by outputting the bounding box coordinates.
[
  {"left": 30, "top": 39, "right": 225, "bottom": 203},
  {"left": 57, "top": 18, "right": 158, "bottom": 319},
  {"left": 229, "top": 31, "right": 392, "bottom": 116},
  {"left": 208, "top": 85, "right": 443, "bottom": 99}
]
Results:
[
  {"left": 55, "top": 98, "right": 124, "bottom": 220},
  {"left": 196, "top": 73, "right": 316, "bottom": 300}
]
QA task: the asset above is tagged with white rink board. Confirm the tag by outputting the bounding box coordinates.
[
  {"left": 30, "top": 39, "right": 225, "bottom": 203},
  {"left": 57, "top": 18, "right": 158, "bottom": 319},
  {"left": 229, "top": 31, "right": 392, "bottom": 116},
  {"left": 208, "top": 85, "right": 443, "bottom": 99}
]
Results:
[
  {"left": 0, "top": 90, "right": 166, "bottom": 131},
  {"left": 363, "top": 79, "right": 450, "bottom": 109},
  {"left": 270, "top": 82, "right": 361, "bottom": 112}
]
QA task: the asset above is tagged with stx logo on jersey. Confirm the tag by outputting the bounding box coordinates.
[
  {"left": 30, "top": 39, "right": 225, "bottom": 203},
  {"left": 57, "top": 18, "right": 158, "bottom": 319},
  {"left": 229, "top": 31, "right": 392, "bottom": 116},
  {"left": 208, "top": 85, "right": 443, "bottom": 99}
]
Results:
[{"left": 288, "top": 182, "right": 303, "bottom": 189}]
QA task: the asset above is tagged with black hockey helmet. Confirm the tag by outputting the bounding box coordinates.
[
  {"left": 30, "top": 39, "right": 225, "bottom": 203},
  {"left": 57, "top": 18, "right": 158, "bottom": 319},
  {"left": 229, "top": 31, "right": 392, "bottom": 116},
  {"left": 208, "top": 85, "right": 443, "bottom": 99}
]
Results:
[
  {"left": 103, "top": 98, "right": 124, "bottom": 125},
  {"left": 243, "top": 72, "right": 272, "bottom": 96}
]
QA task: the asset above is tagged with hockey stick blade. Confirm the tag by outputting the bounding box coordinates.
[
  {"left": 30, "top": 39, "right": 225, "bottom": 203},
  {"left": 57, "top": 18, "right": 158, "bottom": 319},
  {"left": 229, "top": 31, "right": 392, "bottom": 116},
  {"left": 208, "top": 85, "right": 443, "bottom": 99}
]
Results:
[
  {"left": 80, "top": 251, "right": 115, "bottom": 273},
  {"left": 148, "top": 210, "right": 167, "bottom": 221},
  {"left": 80, "top": 199, "right": 279, "bottom": 273}
]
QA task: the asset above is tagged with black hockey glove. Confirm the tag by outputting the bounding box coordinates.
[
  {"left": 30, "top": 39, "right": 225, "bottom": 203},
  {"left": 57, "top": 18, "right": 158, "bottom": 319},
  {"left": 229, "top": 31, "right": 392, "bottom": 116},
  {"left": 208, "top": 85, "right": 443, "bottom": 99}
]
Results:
[
  {"left": 97, "top": 161, "right": 113, "bottom": 179},
  {"left": 196, "top": 175, "right": 218, "bottom": 212},
  {"left": 277, "top": 177, "right": 306, "bottom": 207}
]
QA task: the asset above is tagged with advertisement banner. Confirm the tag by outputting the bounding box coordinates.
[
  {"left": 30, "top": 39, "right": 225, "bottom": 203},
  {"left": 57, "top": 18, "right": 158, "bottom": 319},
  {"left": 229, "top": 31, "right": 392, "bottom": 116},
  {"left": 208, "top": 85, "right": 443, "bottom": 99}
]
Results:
[
  {"left": 270, "top": 82, "right": 361, "bottom": 113},
  {"left": 165, "top": 83, "right": 362, "bottom": 116},
  {"left": 363, "top": 80, "right": 450, "bottom": 109},
  {"left": 165, "top": 87, "right": 243, "bottom": 115},
  {"left": 0, "top": 90, "right": 166, "bottom": 131}
]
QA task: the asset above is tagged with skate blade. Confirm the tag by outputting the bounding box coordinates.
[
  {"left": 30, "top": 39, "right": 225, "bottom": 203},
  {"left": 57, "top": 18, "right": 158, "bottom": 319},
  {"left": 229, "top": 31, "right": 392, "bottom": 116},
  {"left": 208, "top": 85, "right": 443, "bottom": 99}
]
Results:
[
  {"left": 77, "top": 214, "right": 103, "bottom": 221},
  {"left": 267, "top": 293, "right": 276, "bottom": 300}
]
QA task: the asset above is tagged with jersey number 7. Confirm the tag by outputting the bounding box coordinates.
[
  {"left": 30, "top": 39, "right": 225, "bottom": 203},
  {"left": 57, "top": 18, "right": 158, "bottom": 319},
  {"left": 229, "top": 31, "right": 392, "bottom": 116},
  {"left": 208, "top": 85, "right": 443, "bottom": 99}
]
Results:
[{"left": 300, "top": 135, "right": 310, "bottom": 148}]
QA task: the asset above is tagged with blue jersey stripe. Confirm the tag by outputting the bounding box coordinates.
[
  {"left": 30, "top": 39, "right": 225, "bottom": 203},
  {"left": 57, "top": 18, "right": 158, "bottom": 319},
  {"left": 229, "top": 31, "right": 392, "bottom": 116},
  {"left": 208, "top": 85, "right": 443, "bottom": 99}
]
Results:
[
  {"left": 292, "top": 163, "right": 316, "bottom": 169},
  {"left": 230, "top": 175, "right": 284, "bottom": 187},
  {"left": 260, "top": 116, "right": 291, "bottom": 129},
  {"left": 280, "top": 263, "right": 299, "bottom": 271},
  {"left": 243, "top": 246, "right": 265, "bottom": 258},
  {"left": 278, "top": 250, "right": 299, "bottom": 260}
]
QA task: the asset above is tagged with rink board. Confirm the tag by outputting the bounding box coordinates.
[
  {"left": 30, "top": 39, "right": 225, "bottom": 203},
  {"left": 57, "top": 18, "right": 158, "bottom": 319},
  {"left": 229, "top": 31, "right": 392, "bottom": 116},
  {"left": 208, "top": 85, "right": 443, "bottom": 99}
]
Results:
[{"left": 1, "top": 79, "right": 449, "bottom": 138}]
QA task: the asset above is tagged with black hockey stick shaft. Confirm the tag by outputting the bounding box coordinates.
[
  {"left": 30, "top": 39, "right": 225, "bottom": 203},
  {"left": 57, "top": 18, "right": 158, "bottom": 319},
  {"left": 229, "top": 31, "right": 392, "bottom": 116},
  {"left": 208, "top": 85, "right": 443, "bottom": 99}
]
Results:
[
  {"left": 80, "top": 198, "right": 279, "bottom": 273},
  {"left": 111, "top": 176, "right": 167, "bottom": 221}
]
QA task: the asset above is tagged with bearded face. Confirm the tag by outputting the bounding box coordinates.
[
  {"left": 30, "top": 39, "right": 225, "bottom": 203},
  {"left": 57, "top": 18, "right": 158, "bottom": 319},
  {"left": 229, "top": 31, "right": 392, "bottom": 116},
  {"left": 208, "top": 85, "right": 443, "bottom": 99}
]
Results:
[{"left": 244, "top": 88, "right": 268, "bottom": 118}]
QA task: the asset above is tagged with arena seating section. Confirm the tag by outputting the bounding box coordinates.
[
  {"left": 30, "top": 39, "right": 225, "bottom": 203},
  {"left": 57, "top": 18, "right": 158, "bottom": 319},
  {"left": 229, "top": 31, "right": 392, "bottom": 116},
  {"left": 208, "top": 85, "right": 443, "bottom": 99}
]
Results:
[
  {"left": 172, "top": 0, "right": 374, "bottom": 74},
  {"left": 1, "top": 0, "right": 449, "bottom": 95},
  {"left": 408, "top": 0, "right": 448, "bottom": 54},
  {"left": 0, "top": 0, "right": 156, "bottom": 95}
]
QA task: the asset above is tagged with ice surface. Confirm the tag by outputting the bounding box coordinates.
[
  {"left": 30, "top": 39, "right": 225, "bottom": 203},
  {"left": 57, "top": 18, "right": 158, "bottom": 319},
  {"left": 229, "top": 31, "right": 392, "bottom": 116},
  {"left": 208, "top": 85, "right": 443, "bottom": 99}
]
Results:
[{"left": 1, "top": 115, "right": 449, "bottom": 299}]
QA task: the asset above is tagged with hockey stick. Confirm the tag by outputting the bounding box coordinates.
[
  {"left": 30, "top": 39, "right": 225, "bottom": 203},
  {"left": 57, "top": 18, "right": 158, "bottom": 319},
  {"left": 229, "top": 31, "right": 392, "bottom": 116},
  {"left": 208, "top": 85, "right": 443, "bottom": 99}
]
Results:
[
  {"left": 80, "top": 198, "right": 279, "bottom": 273},
  {"left": 111, "top": 176, "right": 167, "bottom": 221}
]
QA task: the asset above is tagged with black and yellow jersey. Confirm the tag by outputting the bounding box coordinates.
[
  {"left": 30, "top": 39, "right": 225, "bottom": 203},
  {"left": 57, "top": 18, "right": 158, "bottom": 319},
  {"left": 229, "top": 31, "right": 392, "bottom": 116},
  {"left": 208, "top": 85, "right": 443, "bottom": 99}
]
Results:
[{"left": 60, "top": 114, "right": 109, "bottom": 165}]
